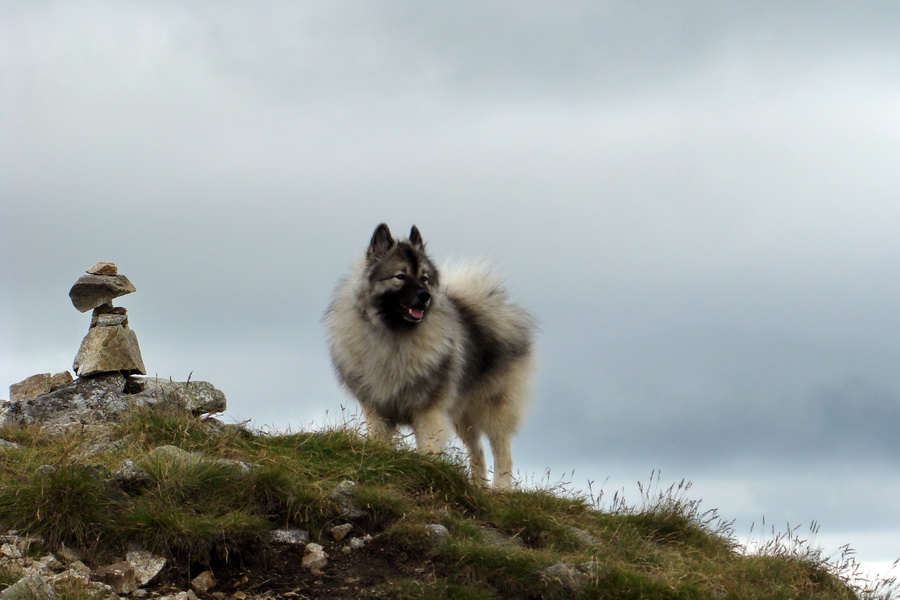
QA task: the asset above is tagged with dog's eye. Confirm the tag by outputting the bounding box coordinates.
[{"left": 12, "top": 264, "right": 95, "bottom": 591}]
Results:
[
  {"left": 393, "top": 273, "right": 407, "bottom": 281},
  {"left": 421, "top": 274, "right": 430, "bottom": 284}
]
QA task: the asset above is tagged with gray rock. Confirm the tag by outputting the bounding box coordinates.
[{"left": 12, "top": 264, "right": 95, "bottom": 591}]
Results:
[
  {"left": 69, "top": 274, "right": 136, "bottom": 313},
  {"left": 425, "top": 524, "right": 451, "bottom": 541},
  {"left": 135, "top": 379, "right": 227, "bottom": 415},
  {"left": 268, "top": 528, "right": 310, "bottom": 545},
  {"left": 0, "top": 573, "right": 58, "bottom": 600},
  {"left": 568, "top": 526, "right": 602, "bottom": 548},
  {"left": 542, "top": 562, "right": 590, "bottom": 593},
  {"left": 330, "top": 480, "right": 369, "bottom": 520},
  {"left": 0, "top": 373, "right": 127, "bottom": 428},
  {"left": 9, "top": 372, "right": 73, "bottom": 402},
  {"left": 125, "top": 549, "right": 166, "bottom": 587},
  {"left": 479, "top": 526, "right": 525, "bottom": 549},
  {"left": 0, "top": 375, "right": 226, "bottom": 430},
  {"left": 73, "top": 325, "right": 146, "bottom": 377}
]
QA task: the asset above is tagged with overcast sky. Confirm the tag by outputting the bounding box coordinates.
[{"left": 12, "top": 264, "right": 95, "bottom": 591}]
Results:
[{"left": 2, "top": 0, "right": 899, "bottom": 581}]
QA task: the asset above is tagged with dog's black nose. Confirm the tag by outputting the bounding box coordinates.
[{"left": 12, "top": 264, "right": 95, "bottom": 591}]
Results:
[{"left": 416, "top": 289, "right": 431, "bottom": 305}]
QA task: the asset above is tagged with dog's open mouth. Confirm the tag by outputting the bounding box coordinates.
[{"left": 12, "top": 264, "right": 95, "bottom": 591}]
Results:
[{"left": 401, "top": 305, "right": 426, "bottom": 322}]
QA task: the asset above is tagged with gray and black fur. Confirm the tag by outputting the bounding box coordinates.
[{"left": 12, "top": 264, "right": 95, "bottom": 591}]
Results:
[{"left": 324, "top": 223, "right": 536, "bottom": 488}]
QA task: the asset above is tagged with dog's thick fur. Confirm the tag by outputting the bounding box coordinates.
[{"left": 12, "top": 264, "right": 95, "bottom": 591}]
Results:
[{"left": 324, "top": 223, "right": 536, "bottom": 488}]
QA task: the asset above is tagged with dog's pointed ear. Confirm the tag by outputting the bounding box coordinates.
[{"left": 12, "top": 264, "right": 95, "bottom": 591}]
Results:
[
  {"left": 409, "top": 225, "right": 424, "bottom": 248},
  {"left": 368, "top": 223, "right": 395, "bottom": 259}
]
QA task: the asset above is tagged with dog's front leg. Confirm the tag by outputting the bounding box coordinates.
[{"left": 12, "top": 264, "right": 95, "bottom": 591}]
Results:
[
  {"left": 362, "top": 405, "right": 396, "bottom": 442},
  {"left": 412, "top": 407, "right": 452, "bottom": 454}
]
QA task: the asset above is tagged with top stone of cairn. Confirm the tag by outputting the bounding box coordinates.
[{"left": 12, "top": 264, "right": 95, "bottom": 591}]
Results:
[{"left": 69, "top": 262, "right": 136, "bottom": 312}]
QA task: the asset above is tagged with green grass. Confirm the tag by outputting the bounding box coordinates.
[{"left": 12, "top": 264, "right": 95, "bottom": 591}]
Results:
[{"left": 0, "top": 404, "right": 896, "bottom": 599}]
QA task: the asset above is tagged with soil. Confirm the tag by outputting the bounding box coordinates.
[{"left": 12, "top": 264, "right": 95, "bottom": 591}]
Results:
[{"left": 153, "top": 535, "right": 440, "bottom": 600}]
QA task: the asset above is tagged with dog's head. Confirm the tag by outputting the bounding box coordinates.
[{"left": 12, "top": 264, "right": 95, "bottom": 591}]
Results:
[{"left": 365, "top": 223, "right": 439, "bottom": 329}]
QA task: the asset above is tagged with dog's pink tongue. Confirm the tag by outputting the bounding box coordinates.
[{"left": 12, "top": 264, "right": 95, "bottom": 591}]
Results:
[{"left": 409, "top": 308, "right": 425, "bottom": 320}]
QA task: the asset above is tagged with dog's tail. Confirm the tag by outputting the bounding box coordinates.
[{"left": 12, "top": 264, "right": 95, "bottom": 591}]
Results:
[{"left": 441, "top": 261, "right": 536, "bottom": 338}]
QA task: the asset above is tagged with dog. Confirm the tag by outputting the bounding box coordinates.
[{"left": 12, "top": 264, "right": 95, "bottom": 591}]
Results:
[{"left": 324, "top": 223, "right": 536, "bottom": 488}]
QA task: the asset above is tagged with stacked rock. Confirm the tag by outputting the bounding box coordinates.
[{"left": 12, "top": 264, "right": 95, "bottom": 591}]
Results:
[{"left": 70, "top": 262, "right": 147, "bottom": 377}]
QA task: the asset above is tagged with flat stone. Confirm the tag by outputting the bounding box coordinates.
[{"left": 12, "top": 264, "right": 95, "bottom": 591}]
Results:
[
  {"left": 73, "top": 325, "right": 146, "bottom": 377},
  {"left": 268, "top": 528, "right": 310, "bottom": 545},
  {"left": 87, "top": 262, "right": 118, "bottom": 275},
  {"left": 125, "top": 549, "right": 166, "bottom": 586},
  {"left": 69, "top": 274, "right": 136, "bottom": 312},
  {"left": 9, "top": 372, "right": 73, "bottom": 402}
]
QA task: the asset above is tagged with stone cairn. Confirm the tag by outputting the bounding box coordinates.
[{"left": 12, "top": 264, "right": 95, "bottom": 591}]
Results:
[
  {"left": 3, "top": 262, "right": 226, "bottom": 428},
  {"left": 70, "top": 261, "right": 146, "bottom": 378}
]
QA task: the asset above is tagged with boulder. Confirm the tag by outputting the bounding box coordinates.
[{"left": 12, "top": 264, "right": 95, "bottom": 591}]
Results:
[
  {"left": 69, "top": 274, "right": 136, "bottom": 313},
  {"left": 73, "top": 326, "right": 146, "bottom": 377}
]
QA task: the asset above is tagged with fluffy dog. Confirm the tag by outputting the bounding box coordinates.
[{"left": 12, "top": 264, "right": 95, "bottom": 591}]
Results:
[{"left": 324, "top": 223, "right": 536, "bottom": 488}]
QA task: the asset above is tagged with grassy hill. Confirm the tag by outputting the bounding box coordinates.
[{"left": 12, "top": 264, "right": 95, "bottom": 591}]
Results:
[{"left": 0, "top": 403, "right": 895, "bottom": 599}]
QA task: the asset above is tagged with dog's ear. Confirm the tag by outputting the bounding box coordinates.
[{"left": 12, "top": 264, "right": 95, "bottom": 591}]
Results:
[
  {"left": 409, "top": 225, "right": 424, "bottom": 248},
  {"left": 368, "top": 223, "right": 395, "bottom": 259}
]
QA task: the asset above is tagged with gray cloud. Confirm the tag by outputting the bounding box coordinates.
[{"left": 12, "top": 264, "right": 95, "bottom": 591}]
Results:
[{"left": 3, "top": 0, "right": 900, "bottom": 572}]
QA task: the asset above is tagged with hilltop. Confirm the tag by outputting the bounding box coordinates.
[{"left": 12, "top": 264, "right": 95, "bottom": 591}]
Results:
[{"left": 0, "top": 381, "right": 895, "bottom": 600}]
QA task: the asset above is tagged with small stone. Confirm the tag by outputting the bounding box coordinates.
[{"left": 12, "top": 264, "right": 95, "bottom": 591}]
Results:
[
  {"left": 425, "top": 524, "right": 450, "bottom": 540},
  {"left": 190, "top": 570, "right": 216, "bottom": 593},
  {"left": 331, "top": 524, "right": 353, "bottom": 542},
  {"left": 348, "top": 536, "right": 367, "bottom": 550},
  {"left": 93, "top": 561, "right": 137, "bottom": 594},
  {"left": 268, "top": 528, "right": 310, "bottom": 545},
  {"left": 0, "top": 439, "right": 22, "bottom": 449},
  {"left": 69, "top": 273, "right": 136, "bottom": 312},
  {"left": 87, "top": 262, "right": 118, "bottom": 276},
  {"left": 301, "top": 543, "right": 328, "bottom": 572},
  {"left": 96, "top": 313, "right": 128, "bottom": 327},
  {"left": 73, "top": 325, "right": 146, "bottom": 376}
]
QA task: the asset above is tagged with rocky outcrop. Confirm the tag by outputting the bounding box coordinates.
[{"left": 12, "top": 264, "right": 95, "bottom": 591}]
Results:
[{"left": 0, "top": 373, "right": 226, "bottom": 429}]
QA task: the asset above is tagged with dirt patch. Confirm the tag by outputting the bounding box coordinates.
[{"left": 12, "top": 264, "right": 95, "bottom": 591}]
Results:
[{"left": 154, "top": 536, "right": 438, "bottom": 599}]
